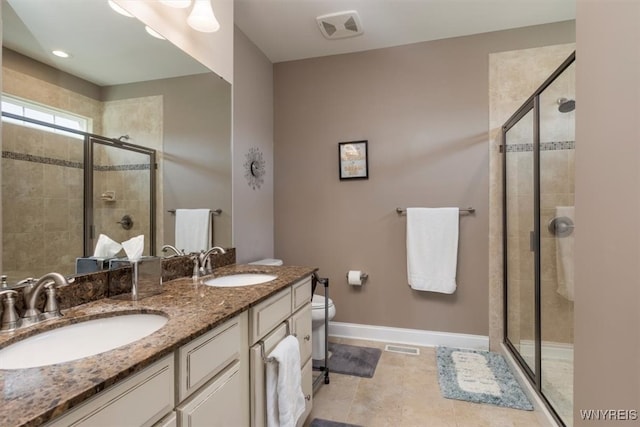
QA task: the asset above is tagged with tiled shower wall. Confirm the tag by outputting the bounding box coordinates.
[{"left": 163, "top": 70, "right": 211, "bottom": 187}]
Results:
[
  {"left": 2, "top": 66, "right": 101, "bottom": 280},
  {"left": 488, "top": 43, "right": 576, "bottom": 350},
  {"left": 1, "top": 123, "right": 84, "bottom": 280},
  {"left": 99, "top": 96, "right": 163, "bottom": 253}
]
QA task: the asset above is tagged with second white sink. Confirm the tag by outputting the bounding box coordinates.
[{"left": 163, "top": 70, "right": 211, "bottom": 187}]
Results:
[
  {"left": 204, "top": 273, "right": 277, "bottom": 287},
  {"left": 0, "top": 313, "right": 167, "bottom": 370}
]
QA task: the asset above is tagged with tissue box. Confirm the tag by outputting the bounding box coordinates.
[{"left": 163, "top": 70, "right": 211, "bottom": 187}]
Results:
[
  {"left": 109, "top": 256, "right": 163, "bottom": 299},
  {"left": 76, "top": 257, "right": 114, "bottom": 274}
]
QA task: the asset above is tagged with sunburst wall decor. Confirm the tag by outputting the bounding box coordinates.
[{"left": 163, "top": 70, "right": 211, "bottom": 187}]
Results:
[{"left": 244, "top": 147, "right": 265, "bottom": 190}]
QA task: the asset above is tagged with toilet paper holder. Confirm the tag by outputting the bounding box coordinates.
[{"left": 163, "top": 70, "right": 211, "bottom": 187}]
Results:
[{"left": 346, "top": 271, "right": 368, "bottom": 283}]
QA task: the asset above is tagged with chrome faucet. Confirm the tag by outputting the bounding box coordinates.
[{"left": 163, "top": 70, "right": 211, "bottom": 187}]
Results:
[
  {"left": 161, "top": 245, "right": 185, "bottom": 257},
  {"left": 0, "top": 272, "right": 70, "bottom": 332},
  {"left": 193, "top": 247, "right": 226, "bottom": 279}
]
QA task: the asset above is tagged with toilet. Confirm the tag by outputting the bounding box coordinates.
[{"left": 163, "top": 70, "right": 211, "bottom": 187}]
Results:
[
  {"left": 249, "top": 258, "right": 336, "bottom": 361},
  {"left": 311, "top": 294, "right": 336, "bottom": 360}
]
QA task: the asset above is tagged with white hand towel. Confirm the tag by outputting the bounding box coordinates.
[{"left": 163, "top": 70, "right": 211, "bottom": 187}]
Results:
[
  {"left": 174, "top": 209, "right": 211, "bottom": 253},
  {"left": 406, "top": 207, "right": 459, "bottom": 293},
  {"left": 555, "top": 206, "right": 575, "bottom": 301},
  {"left": 266, "top": 335, "right": 306, "bottom": 427}
]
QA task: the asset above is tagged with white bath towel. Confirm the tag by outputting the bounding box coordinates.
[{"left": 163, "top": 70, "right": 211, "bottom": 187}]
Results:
[
  {"left": 174, "top": 209, "right": 211, "bottom": 253},
  {"left": 555, "top": 206, "right": 575, "bottom": 301},
  {"left": 406, "top": 207, "right": 459, "bottom": 293},
  {"left": 266, "top": 335, "right": 306, "bottom": 427}
]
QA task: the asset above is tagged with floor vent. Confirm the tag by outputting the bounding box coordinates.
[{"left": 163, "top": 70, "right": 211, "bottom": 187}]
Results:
[{"left": 384, "top": 344, "right": 420, "bottom": 356}]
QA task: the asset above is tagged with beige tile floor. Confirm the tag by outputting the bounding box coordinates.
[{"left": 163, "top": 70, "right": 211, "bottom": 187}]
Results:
[{"left": 305, "top": 338, "right": 544, "bottom": 427}]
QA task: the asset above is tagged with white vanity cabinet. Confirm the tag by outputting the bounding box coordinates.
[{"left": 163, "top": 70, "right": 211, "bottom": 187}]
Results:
[
  {"left": 249, "top": 275, "right": 313, "bottom": 427},
  {"left": 46, "top": 313, "right": 249, "bottom": 427}
]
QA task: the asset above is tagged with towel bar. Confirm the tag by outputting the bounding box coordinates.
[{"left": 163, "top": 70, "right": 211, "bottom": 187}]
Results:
[
  {"left": 168, "top": 209, "right": 222, "bottom": 215},
  {"left": 396, "top": 207, "right": 475, "bottom": 215},
  {"left": 260, "top": 322, "right": 291, "bottom": 363}
]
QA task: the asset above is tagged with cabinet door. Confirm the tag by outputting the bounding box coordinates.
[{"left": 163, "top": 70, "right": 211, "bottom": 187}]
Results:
[
  {"left": 297, "top": 358, "right": 313, "bottom": 427},
  {"left": 177, "top": 362, "right": 242, "bottom": 427},
  {"left": 291, "top": 303, "right": 312, "bottom": 365}
]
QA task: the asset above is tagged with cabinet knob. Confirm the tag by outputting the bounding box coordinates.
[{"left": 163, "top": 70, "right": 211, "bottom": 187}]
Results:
[
  {"left": 305, "top": 394, "right": 311, "bottom": 401},
  {"left": 304, "top": 334, "right": 311, "bottom": 341}
]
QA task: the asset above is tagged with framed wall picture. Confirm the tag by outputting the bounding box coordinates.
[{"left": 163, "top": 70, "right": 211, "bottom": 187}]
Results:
[{"left": 339, "top": 140, "right": 368, "bottom": 180}]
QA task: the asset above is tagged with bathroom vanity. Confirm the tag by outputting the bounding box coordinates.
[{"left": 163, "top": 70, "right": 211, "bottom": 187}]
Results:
[{"left": 0, "top": 263, "right": 316, "bottom": 427}]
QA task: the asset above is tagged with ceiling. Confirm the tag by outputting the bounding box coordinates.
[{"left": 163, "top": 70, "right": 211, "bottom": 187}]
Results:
[
  {"left": 2, "top": 0, "right": 209, "bottom": 86},
  {"left": 2, "top": 0, "right": 576, "bottom": 86},
  {"left": 234, "top": 0, "right": 576, "bottom": 63}
]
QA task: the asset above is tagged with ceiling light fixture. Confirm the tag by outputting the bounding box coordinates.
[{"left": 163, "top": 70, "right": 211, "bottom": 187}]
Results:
[
  {"left": 108, "top": 0, "right": 134, "bottom": 18},
  {"left": 159, "top": 0, "right": 192, "bottom": 8},
  {"left": 145, "top": 26, "right": 166, "bottom": 40},
  {"left": 52, "top": 50, "right": 70, "bottom": 58},
  {"left": 187, "top": 0, "right": 220, "bottom": 33}
]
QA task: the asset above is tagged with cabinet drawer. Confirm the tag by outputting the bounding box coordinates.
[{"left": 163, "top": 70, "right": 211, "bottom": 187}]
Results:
[
  {"left": 297, "top": 358, "right": 313, "bottom": 427},
  {"left": 292, "top": 276, "right": 312, "bottom": 312},
  {"left": 291, "top": 303, "right": 312, "bottom": 365},
  {"left": 46, "top": 354, "right": 174, "bottom": 427},
  {"left": 177, "top": 316, "right": 241, "bottom": 401},
  {"left": 250, "top": 287, "right": 292, "bottom": 344},
  {"left": 177, "top": 361, "right": 242, "bottom": 427}
]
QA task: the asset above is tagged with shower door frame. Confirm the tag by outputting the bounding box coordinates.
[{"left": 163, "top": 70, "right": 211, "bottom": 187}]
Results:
[
  {"left": 501, "top": 51, "right": 575, "bottom": 427},
  {"left": 86, "top": 136, "right": 157, "bottom": 257}
]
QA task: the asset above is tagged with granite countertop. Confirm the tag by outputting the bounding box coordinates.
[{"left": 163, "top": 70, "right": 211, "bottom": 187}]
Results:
[{"left": 0, "top": 264, "right": 316, "bottom": 427}]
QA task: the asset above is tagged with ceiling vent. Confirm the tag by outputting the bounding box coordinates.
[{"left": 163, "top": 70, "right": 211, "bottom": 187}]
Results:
[{"left": 316, "top": 11, "right": 363, "bottom": 40}]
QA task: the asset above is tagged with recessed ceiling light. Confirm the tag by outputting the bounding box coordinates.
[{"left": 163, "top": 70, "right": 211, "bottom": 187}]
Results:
[
  {"left": 145, "top": 26, "right": 166, "bottom": 40},
  {"left": 52, "top": 50, "right": 70, "bottom": 58},
  {"left": 108, "top": 0, "right": 134, "bottom": 18}
]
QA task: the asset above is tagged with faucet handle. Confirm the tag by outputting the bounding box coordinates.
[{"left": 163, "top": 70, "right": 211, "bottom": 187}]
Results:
[
  {"left": 43, "top": 283, "right": 61, "bottom": 318},
  {"left": 0, "top": 289, "right": 20, "bottom": 331}
]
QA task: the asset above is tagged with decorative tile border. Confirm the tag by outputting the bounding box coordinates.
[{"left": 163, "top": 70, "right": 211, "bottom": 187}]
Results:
[
  {"left": 505, "top": 140, "right": 575, "bottom": 152},
  {"left": 2, "top": 151, "right": 83, "bottom": 168},
  {"left": 2, "top": 150, "right": 150, "bottom": 170}
]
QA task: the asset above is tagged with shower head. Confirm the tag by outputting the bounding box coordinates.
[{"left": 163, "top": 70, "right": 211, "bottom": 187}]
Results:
[{"left": 557, "top": 98, "right": 575, "bottom": 113}]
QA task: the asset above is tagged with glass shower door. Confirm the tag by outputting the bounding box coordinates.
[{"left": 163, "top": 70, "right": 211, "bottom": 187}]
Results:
[
  {"left": 91, "top": 137, "right": 154, "bottom": 257},
  {"left": 504, "top": 106, "right": 536, "bottom": 375},
  {"left": 539, "top": 62, "right": 575, "bottom": 426}
]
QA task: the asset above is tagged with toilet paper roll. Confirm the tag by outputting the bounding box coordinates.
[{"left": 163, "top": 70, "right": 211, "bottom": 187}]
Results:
[{"left": 348, "top": 270, "right": 363, "bottom": 286}]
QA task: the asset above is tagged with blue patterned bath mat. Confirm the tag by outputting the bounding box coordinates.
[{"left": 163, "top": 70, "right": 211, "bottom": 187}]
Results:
[{"left": 436, "top": 347, "right": 533, "bottom": 410}]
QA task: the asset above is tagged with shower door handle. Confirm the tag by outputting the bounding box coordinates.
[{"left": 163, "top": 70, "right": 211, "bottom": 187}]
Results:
[{"left": 529, "top": 231, "right": 536, "bottom": 252}]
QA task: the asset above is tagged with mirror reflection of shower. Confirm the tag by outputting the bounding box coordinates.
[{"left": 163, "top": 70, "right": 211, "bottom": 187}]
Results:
[{"left": 557, "top": 97, "right": 575, "bottom": 113}]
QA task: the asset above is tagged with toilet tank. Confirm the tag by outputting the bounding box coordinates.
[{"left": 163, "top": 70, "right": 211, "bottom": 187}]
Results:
[{"left": 248, "top": 258, "right": 283, "bottom": 266}]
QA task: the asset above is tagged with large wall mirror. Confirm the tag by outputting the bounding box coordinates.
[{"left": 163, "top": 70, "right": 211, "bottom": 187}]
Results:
[{"left": 1, "top": 0, "right": 232, "bottom": 283}]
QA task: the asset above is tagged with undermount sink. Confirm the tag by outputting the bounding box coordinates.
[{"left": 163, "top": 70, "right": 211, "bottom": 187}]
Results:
[
  {"left": 0, "top": 313, "right": 167, "bottom": 370},
  {"left": 203, "top": 273, "right": 277, "bottom": 287}
]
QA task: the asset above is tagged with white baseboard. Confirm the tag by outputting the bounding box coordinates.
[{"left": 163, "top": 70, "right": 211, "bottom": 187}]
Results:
[{"left": 328, "top": 321, "right": 489, "bottom": 350}]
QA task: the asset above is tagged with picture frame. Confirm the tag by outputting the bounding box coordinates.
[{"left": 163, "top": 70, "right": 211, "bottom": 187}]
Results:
[{"left": 339, "top": 140, "right": 368, "bottom": 180}]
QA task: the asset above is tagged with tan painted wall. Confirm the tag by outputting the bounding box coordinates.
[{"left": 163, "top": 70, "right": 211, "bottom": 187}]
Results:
[
  {"left": 232, "top": 27, "right": 274, "bottom": 263},
  {"left": 574, "top": 1, "right": 640, "bottom": 424},
  {"left": 274, "top": 22, "right": 575, "bottom": 335}
]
